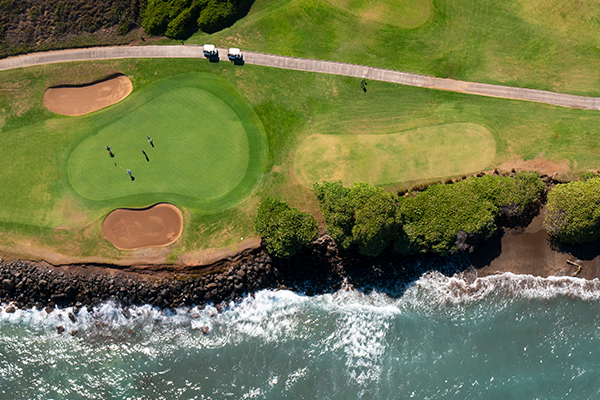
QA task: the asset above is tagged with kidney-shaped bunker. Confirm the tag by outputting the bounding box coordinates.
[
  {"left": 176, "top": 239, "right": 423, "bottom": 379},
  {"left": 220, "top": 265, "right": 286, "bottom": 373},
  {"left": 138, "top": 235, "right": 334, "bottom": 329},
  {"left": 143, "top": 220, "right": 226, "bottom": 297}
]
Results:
[
  {"left": 103, "top": 203, "right": 183, "bottom": 250},
  {"left": 45, "top": 74, "right": 133, "bottom": 116}
]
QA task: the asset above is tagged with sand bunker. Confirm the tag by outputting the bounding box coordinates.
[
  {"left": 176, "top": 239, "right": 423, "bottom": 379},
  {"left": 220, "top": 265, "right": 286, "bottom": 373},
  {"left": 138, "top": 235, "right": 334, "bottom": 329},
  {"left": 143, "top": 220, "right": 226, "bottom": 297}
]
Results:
[
  {"left": 44, "top": 74, "right": 133, "bottom": 116},
  {"left": 103, "top": 203, "right": 183, "bottom": 250}
]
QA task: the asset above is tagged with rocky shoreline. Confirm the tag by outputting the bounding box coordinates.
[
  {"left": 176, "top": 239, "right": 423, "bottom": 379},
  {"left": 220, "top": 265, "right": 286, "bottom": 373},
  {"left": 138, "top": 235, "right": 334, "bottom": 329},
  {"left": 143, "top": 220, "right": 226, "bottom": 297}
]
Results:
[
  {"left": 0, "top": 234, "right": 469, "bottom": 315},
  {"left": 2, "top": 170, "right": 600, "bottom": 315}
]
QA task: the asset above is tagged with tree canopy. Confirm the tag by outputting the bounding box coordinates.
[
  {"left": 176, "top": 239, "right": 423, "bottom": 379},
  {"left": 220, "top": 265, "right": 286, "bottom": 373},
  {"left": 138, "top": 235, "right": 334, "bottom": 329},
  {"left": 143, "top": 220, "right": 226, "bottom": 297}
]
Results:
[
  {"left": 254, "top": 198, "right": 318, "bottom": 258},
  {"left": 314, "top": 182, "right": 399, "bottom": 257},
  {"left": 545, "top": 177, "right": 600, "bottom": 244},
  {"left": 142, "top": 0, "right": 253, "bottom": 38}
]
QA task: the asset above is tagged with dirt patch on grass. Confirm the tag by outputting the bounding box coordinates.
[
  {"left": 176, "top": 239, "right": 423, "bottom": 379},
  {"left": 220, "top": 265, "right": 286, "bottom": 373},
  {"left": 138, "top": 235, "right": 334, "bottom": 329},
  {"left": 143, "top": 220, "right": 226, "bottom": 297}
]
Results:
[
  {"left": 44, "top": 74, "right": 132, "bottom": 116},
  {"left": 498, "top": 156, "right": 571, "bottom": 177},
  {"left": 103, "top": 203, "right": 183, "bottom": 250}
]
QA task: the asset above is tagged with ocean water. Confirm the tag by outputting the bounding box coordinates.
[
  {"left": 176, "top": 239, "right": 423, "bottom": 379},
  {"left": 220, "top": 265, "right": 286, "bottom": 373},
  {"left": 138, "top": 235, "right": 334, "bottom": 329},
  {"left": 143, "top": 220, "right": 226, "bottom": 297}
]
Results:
[{"left": 1, "top": 271, "right": 600, "bottom": 399}]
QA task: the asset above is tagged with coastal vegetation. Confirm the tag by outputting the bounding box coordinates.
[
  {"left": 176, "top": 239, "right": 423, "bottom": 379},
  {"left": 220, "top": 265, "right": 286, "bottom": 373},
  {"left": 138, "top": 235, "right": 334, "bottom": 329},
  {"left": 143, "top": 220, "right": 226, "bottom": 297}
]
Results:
[
  {"left": 0, "top": 0, "right": 144, "bottom": 58},
  {"left": 254, "top": 198, "right": 318, "bottom": 258},
  {"left": 314, "top": 182, "right": 398, "bottom": 257},
  {"left": 400, "top": 172, "right": 545, "bottom": 255},
  {"left": 545, "top": 176, "right": 600, "bottom": 244},
  {"left": 307, "top": 173, "right": 545, "bottom": 258}
]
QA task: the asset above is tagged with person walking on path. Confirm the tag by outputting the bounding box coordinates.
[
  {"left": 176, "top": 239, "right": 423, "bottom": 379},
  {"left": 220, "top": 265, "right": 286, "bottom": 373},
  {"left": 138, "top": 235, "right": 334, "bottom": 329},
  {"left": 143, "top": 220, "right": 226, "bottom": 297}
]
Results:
[{"left": 147, "top": 135, "right": 154, "bottom": 148}]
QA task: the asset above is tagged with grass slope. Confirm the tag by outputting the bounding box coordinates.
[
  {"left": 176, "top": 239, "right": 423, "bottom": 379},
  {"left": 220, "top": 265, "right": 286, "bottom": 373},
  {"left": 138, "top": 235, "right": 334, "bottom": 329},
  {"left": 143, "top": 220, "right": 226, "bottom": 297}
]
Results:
[
  {"left": 183, "top": 0, "right": 600, "bottom": 95},
  {"left": 294, "top": 123, "right": 495, "bottom": 186}
]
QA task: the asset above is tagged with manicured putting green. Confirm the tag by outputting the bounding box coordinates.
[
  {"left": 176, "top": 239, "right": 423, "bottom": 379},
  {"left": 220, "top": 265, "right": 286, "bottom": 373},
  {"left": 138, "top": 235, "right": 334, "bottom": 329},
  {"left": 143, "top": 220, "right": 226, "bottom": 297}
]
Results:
[
  {"left": 326, "top": 0, "right": 432, "bottom": 29},
  {"left": 68, "top": 75, "right": 267, "bottom": 209},
  {"left": 293, "top": 123, "right": 496, "bottom": 186}
]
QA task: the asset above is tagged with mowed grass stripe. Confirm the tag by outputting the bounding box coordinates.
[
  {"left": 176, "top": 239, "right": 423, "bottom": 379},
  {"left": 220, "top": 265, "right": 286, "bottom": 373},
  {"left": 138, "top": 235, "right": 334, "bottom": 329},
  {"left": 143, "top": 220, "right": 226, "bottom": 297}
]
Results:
[
  {"left": 68, "top": 87, "right": 249, "bottom": 201},
  {"left": 293, "top": 123, "right": 496, "bottom": 186},
  {"left": 326, "top": 0, "right": 432, "bottom": 29}
]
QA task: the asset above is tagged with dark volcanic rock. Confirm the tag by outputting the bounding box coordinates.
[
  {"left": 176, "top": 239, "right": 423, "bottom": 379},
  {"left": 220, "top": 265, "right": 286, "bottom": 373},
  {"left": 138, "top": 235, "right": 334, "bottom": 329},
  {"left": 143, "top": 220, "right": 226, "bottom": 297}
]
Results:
[{"left": 2, "top": 279, "right": 14, "bottom": 292}]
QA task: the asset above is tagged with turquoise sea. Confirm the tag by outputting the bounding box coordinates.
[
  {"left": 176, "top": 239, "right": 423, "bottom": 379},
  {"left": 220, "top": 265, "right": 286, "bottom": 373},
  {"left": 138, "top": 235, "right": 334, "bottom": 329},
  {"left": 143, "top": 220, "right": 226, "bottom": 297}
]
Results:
[{"left": 1, "top": 271, "right": 600, "bottom": 399}]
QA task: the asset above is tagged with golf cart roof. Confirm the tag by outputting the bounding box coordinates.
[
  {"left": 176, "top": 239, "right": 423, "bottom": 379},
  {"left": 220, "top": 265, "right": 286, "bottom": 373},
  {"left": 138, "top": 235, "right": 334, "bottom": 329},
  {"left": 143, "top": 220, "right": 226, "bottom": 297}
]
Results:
[
  {"left": 228, "top": 48, "right": 241, "bottom": 55},
  {"left": 203, "top": 44, "right": 215, "bottom": 52}
]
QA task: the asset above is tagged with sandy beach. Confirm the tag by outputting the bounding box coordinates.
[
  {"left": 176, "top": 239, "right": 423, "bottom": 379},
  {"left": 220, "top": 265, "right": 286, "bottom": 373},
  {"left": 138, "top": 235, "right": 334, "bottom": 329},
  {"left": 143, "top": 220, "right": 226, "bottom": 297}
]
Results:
[{"left": 471, "top": 207, "right": 600, "bottom": 280}]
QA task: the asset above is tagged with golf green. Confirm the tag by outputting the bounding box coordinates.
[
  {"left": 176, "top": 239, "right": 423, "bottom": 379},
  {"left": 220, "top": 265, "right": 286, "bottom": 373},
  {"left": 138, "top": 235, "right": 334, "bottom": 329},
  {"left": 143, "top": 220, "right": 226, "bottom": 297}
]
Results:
[{"left": 68, "top": 74, "right": 267, "bottom": 210}]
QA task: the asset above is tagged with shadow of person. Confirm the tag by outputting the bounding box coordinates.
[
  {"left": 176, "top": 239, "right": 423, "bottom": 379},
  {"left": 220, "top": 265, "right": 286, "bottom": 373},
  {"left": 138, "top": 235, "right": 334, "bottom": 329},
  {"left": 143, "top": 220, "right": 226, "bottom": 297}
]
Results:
[
  {"left": 130, "top": 176, "right": 135, "bottom": 181},
  {"left": 142, "top": 150, "right": 149, "bottom": 162}
]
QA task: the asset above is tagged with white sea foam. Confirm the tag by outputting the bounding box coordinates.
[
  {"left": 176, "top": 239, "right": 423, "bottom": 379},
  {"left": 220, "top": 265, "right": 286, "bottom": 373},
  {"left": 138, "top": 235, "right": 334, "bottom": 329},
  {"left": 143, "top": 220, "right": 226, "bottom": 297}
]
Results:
[
  {"left": 403, "top": 271, "right": 600, "bottom": 307},
  {"left": 2, "top": 271, "right": 600, "bottom": 332},
  {"left": 2, "top": 271, "right": 600, "bottom": 399}
]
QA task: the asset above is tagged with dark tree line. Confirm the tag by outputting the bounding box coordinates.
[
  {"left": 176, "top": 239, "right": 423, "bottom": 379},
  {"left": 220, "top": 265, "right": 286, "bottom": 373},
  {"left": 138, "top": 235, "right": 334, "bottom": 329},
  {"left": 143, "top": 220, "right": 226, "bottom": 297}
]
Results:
[
  {"left": 0, "top": 0, "right": 253, "bottom": 58},
  {"left": 254, "top": 172, "right": 546, "bottom": 259},
  {"left": 142, "top": 0, "right": 254, "bottom": 38}
]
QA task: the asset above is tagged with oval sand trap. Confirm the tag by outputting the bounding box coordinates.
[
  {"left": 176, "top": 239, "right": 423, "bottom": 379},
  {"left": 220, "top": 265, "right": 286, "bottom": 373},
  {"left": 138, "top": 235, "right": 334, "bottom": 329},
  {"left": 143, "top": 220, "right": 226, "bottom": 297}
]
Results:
[
  {"left": 294, "top": 123, "right": 496, "bottom": 186},
  {"left": 103, "top": 203, "right": 183, "bottom": 250},
  {"left": 45, "top": 75, "right": 133, "bottom": 116}
]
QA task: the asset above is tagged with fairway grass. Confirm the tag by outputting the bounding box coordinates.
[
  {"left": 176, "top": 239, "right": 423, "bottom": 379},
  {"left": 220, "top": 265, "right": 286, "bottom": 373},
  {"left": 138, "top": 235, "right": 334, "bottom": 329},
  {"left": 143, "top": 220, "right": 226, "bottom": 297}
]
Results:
[
  {"left": 326, "top": 0, "right": 432, "bottom": 29},
  {"left": 185, "top": 0, "right": 600, "bottom": 96},
  {"left": 294, "top": 123, "right": 495, "bottom": 186}
]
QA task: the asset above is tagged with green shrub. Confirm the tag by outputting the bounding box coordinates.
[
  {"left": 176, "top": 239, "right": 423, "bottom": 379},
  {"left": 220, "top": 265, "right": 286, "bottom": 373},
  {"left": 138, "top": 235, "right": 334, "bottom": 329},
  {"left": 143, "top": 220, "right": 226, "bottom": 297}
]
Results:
[
  {"left": 399, "top": 172, "right": 544, "bottom": 255},
  {"left": 545, "top": 177, "right": 600, "bottom": 244},
  {"left": 400, "top": 183, "right": 497, "bottom": 255},
  {"left": 352, "top": 187, "right": 398, "bottom": 257},
  {"left": 141, "top": 0, "right": 172, "bottom": 35},
  {"left": 313, "top": 181, "right": 355, "bottom": 249},
  {"left": 579, "top": 171, "right": 598, "bottom": 181},
  {"left": 165, "top": 3, "right": 202, "bottom": 37},
  {"left": 141, "top": 0, "right": 249, "bottom": 37},
  {"left": 197, "top": 0, "right": 236, "bottom": 32},
  {"left": 254, "top": 198, "right": 318, "bottom": 258},
  {"left": 314, "top": 181, "right": 399, "bottom": 256},
  {"left": 463, "top": 171, "right": 544, "bottom": 212},
  {"left": 313, "top": 174, "right": 544, "bottom": 256}
]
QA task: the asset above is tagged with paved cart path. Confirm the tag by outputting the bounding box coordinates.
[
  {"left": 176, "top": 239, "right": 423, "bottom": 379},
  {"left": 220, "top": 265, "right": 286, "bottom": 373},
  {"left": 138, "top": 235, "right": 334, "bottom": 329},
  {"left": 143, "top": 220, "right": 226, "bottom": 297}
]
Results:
[{"left": 1, "top": 45, "right": 599, "bottom": 110}]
